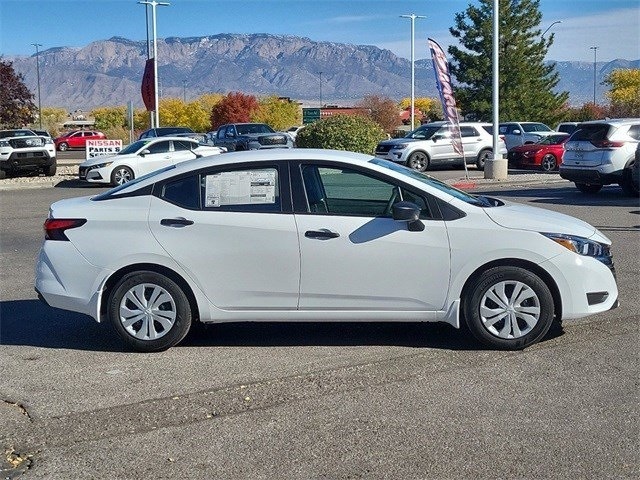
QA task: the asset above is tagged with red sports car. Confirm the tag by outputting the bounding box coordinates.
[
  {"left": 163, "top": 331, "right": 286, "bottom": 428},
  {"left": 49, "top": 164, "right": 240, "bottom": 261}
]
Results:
[
  {"left": 507, "top": 133, "right": 570, "bottom": 171},
  {"left": 54, "top": 130, "right": 106, "bottom": 151}
]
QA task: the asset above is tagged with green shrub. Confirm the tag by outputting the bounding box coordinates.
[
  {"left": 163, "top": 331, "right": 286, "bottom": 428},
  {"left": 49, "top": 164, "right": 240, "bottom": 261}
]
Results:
[{"left": 296, "top": 114, "right": 386, "bottom": 155}]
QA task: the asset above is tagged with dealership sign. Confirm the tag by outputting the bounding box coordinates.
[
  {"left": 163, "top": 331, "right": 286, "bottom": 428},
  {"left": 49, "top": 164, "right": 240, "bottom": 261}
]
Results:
[{"left": 85, "top": 139, "right": 123, "bottom": 160}]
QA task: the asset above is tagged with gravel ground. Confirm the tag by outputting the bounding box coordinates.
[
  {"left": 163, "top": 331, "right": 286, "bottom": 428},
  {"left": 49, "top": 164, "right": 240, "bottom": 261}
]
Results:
[{"left": 0, "top": 165, "right": 81, "bottom": 190}]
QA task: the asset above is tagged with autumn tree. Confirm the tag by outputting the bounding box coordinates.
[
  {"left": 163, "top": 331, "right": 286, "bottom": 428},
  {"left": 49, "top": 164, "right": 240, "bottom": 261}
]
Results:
[
  {"left": 448, "top": 0, "right": 568, "bottom": 125},
  {"left": 92, "top": 106, "right": 127, "bottom": 130},
  {"left": 40, "top": 107, "right": 68, "bottom": 136},
  {"left": 0, "top": 59, "right": 36, "bottom": 127},
  {"left": 251, "top": 96, "right": 301, "bottom": 131},
  {"left": 356, "top": 95, "right": 399, "bottom": 134},
  {"left": 210, "top": 92, "right": 260, "bottom": 129},
  {"left": 604, "top": 68, "right": 640, "bottom": 117},
  {"left": 398, "top": 97, "right": 444, "bottom": 122}
]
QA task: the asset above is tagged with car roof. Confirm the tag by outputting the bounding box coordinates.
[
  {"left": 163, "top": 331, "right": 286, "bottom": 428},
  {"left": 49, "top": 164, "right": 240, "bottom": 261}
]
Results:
[{"left": 575, "top": 118, "right": 640, "bottom": 126}]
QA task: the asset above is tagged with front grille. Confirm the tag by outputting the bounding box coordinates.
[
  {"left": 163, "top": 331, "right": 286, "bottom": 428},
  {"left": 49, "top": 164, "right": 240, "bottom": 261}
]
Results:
[
  {"left": 259, "top": 135, "right": 287, "bottom": 146},
  {"left": 10, "top": 137, "right": 44, "bottom": 148},
  {"left": 376, "top": 144, "right": 392, "bottom": 153}
]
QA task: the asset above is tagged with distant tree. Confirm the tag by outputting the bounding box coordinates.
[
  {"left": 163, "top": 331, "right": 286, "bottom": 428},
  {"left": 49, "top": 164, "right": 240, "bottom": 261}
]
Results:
[
  {"left": 398, "top": 97, "right": 444, "bottom": 122},
  {"left": 296, "top": 114, "right": 385, "bottom": 155},
  {"left": 0, "top": 59, "right": 36, "bottom": 127},
  {"left": 159, "top": 98, "right": 190, "bottom": 127},
  {"left": 251, "top": 96, "right": 301, "bottom": 131},
  {"left": 210, "top": 92, "right": 260, "bottom": 129},
  {"left": 560, "top": 102, "right": 609, "bottom": 122},
  {"left": 604, "top": 68, "right": 640, "bottom": 117},
  {"left": 40, "top": 107, "right": 68, "bottom": 136},
  {"left": 448, "top": 0, "right": 568, "bottom": 125},
  {"left": 92, "top": 106, "right": 127, "bottom": 130},
  {"left": 356, "top": 95, "right": 399, "bottom": 134}
]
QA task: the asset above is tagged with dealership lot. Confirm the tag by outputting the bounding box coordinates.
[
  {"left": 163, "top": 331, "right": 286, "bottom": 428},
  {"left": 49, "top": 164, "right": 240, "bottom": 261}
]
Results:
[{"left": 0, "top": 175, "right": 638, "bottom": 478}]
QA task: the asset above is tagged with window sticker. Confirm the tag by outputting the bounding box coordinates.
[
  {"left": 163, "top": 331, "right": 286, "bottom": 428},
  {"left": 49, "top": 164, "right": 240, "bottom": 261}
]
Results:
[{"left": 205, "top": 169, "right": 277, "bottom": 207}]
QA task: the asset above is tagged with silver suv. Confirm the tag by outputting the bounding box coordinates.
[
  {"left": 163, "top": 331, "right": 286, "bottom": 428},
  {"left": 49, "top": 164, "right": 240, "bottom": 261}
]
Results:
[
  {"left": 374, "top": 121, "right": 507, "bottom": 172},
  {"left": 499, "top": 122, "right": 557, "bottom": 150},
  {"left": 560, "top": 119, "right": 640, "bottom": 195}
]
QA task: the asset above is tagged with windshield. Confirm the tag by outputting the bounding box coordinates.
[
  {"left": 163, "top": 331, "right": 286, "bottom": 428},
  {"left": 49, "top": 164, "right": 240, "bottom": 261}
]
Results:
[
  {"left": 236, "top": 124, "right": 274, "bottom": 135},
  {"left": 370, "top": 158, "right": 495, "bottom": 207},
  {"left": 522, "top": 123, "right": 552, "bottom": 133},
  {"left": 538, "top": 134, "right": 569, "bottom": 145},
  {"left": 118, "top": 139, "right": 153, "bottom": 155},
  {"left": 405, "top": 125, "right": 442, "bottom": 140}
]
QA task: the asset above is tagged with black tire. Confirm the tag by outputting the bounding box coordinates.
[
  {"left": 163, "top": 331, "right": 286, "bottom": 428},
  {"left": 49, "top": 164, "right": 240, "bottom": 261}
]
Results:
[
  {"left": 620, "top": 167, "right": 639, "bottom": 196},
  {"left": 44, "top": 162, "right": 57, "bottom": 177},
  {"left": 0, "top": 169, "right": 6, "bottom": 180},
  {"left": 475, "top": 149, "right": 492, "bottom": 171},
  {"left": 58, "top": 142, "right": 69, "bottom": 151},
  {"left": 107, "top": 271, "right": 192, "bottom": 352},
  {"left": 111, "top": 166, "right": 134, "bottom": 186},
  {"left": 540, "top": 153, "right": 557, "bottom": 172},
  {"left": 575, "top": 182, "right": 602, "bottom": 194},
  {"left": 407, "top": 151, "right": 429, "bottom": 172},
  {"left": 462, "top": 266, "right": 555, "bottom": 350}
]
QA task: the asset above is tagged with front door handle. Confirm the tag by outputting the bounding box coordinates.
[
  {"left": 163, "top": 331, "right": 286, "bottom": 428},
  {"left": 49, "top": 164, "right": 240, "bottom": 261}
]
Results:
[
  {"left": 305, "top": 229, "right": 340, "bottom": 239},
  {"left": 160, "top": 217, "right": 194, "bottom": 227}
]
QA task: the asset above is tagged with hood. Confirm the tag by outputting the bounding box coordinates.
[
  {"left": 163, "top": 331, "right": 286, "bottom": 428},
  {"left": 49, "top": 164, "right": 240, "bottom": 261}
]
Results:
[
  {"left": 483, "top": 201, "right": 607, "bottom": 241},
  {"left": 512, "top": 143, "right": 544, "bottom": 153},
  {"left": 80, "top": 153, "right": 133, "bottom": 167},
  {"left": 377, "top": 137, "right": 421, "bottom": 146}
]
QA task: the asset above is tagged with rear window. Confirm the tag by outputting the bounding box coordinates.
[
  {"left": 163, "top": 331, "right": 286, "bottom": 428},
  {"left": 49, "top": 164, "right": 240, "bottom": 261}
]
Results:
[{"left": 570, "top": 124, "right": 611, "bottom": 142}]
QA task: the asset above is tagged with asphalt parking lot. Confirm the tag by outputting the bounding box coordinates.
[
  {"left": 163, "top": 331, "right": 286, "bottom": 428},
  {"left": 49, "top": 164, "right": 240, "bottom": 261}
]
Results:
[{"left": 0, "top": 166, "right": 638, "bottom": 479}]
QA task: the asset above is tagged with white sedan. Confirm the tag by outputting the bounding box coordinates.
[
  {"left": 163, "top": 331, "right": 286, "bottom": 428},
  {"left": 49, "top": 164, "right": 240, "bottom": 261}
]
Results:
[
  {"left": 36, "top": 149, "right": 618, "bottom": 352},
  {"left": 78, "top": 136, "right": 225, "bottom": 186}
]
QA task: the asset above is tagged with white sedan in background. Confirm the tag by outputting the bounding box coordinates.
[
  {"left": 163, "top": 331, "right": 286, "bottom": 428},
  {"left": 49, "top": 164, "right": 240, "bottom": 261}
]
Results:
[
  {"left": 78, "top": 136, "right": 225, "bottom": 186},
  {"left": 37, "top": 149, "right": 618, "bottom": 352}
]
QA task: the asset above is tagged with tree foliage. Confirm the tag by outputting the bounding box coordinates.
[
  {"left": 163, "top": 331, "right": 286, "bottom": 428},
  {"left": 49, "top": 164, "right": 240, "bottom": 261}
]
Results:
[
  {"left": 251, "top": 96, "right": 301, "bottom": 131},
  {"left": 210, "top": 92, "right": 260, "bottom": 129},
  {"left": 604, "top": 68, "right": 640, "bottom": 117},
  {"left": 399, "top": 97, "right": 444, "bottom": 122},
  {"left": 296, "top": 114, "right": 385, "bottom": 155},
  {"left": 0, "top": 59, "right": 36, "bottom": 127},
  {"left": 356, "top": 95, "right": 400, "bottom": 134},
  {"left": 39, "top": 107, "right": 68, "bottom": 136},
  {"left": 92, "top": 106, "right": 127, "bottom": 130},
  {"left": 448, "top": 0, "right": 568, "bottom": 125}
]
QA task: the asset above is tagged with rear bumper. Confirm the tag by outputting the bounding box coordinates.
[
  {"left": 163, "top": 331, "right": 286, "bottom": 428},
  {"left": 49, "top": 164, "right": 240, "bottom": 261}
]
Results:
[{"left": 559, "top": 165, "right": 622, "bottom": 185}]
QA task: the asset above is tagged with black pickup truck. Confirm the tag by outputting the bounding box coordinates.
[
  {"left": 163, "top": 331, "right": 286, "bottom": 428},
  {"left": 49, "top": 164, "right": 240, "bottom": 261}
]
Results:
[{"left": 213, "top": 123, "right": 293, "bottom": 151}]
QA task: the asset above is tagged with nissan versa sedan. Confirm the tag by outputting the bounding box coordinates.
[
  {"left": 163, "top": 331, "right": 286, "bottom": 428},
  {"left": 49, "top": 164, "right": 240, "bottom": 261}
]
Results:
[
  {"left": 78, "top": 137, "right": 225, "bottom": 186},
  {"left": 36, "top": 149, "right": 618, "bottom": 352}
]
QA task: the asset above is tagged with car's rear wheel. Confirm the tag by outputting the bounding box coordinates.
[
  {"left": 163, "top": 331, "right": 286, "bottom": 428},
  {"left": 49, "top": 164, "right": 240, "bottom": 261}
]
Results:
[
  {"left": 107, "top": 271, "right": 192, "bottom": 352},
  {"left": 574, "top": 182, "right": 602, "bottom": 194},
  {"left": 111, "top": 166, "right": 134, "bottom": 186},
  {"left": 540, "top": 153, "right": 557, "bottom": 172},
  {"left": 0, "top": 169, "right": 6, "bottom": 180},
  {"left": 407, "top": 151, "right": 429, "bottom": 172},
  {"left": 58, "top": 142, "right": 69, "bottom": 151},
  {"left": 475, "top": 149, "right": 492, "bottom": 171},
  {"left": 463, "top": 266, "right": 555, "bottom": 350},
  {"left": 620, "top": 166, "right": 639, "bottom": 196}
]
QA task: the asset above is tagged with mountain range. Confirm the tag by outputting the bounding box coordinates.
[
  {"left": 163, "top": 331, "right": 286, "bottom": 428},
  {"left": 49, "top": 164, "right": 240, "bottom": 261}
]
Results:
[{"left": 6, "top": 33, "right": 639, "bottom": 113}]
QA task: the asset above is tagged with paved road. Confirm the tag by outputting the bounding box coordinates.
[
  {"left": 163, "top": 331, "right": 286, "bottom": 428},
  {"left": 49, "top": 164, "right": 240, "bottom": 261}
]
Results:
[{"left": 0, "top": 180, "right": 638, "bottom": 479}]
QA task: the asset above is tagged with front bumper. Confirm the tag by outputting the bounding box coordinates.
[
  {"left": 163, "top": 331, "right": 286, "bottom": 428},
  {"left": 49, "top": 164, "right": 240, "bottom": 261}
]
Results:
[
  {"left": 79, "top": 165, "right": 110, "bottom": 184},
  {"left": 0, "top": 149, "right": 55, "bottom": 171}
]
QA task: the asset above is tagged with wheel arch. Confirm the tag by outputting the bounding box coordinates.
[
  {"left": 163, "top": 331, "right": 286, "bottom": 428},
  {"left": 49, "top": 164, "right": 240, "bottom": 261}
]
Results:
[
  {"left": 100, "top": 263, "right": 200, "bottom": 323},
  {"left": 459, "top": 258, "right": 562, "bottom": 321}
]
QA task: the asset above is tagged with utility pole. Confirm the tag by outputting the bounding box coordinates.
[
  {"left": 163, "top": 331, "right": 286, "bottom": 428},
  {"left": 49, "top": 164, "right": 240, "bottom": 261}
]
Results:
[
  {"left": 590, "top": 46, "right": 598, "bottom": 104},
  {"left": 31, "top": 43, "right": 43, "bottom": 129}
]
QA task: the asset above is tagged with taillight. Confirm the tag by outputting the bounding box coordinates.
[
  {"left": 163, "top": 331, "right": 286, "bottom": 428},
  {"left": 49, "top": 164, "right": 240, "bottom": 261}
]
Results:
[
  {"left": 590, "top": 140, "right": 625, "bottom": 148},
  {"left": 44, "top": 218, "right": 86, "bottom": 241}
]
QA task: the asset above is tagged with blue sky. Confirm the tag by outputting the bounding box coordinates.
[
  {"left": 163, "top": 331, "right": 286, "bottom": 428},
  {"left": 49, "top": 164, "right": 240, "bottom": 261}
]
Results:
[{"left": 1, "top": 0, "right": 638, "bottom": 62}]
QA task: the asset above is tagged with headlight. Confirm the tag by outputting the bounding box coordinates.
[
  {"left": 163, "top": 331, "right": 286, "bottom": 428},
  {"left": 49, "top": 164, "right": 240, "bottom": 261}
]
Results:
[
  {"left": 523, "top": 151, "right": 533, "bottom": 157},
  {"left": 0, "top": 140, "right": 9, "bottom": 147},
  {"left": 392, "top": 143, "right": 409, "bottom": 150},
  {"left": 542, "top": 232, "right": 610, "bottom": 260},
  {"left": 91, "top": 162, "right": 113, "bottom": 169}
]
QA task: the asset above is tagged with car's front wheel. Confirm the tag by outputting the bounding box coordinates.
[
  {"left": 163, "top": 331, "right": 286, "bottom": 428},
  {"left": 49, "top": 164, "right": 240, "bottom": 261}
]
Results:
[
  {"left": 540, "top": 153, "right": 557, "bottom": 172},
  {"left": 107, "top": 271, "right": 193, "bottom": 352},
  {"left": 111, "top": 166, "right": 134, "bottom": 186},
  {"left": 407, "top": 151, "right": 429, "bottom": 172},
  {"left": 463, "top": 266, "right": 555, "bottom": 350},
  {"left": 575, "top": 182, "right": 602, "bottom": 194}
]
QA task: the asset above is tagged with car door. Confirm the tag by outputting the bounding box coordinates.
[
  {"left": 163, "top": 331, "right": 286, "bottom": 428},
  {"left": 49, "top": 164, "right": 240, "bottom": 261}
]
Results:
[
  {"left": 428, "top": 126, "right": 454, "bottom": 163},
  {"left": 292, "top": 161, "right": 451, "bottom": 312},
  {"left": 148, "top": 162, "right": 300, "bottom": 309},
  {"left": 69, "top": 131, "right": 84, "bottom": 148},
  {"left": 136, "top": 139, "right": 174, "bottom": 176}
]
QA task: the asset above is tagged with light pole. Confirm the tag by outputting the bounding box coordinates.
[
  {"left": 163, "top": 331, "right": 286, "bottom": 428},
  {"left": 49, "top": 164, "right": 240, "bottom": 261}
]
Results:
[
  {"left": 400, "top": 14, "right": 426, "bottom": 130},
  {"left": 31, "top": 43, "right": 43, "bottom": 129},
  {"left": 319, "top": 71, "right": 323, "bottom": 108},
  {"left": 138, "top": 0, "right": 169, "bottom": 128},
  {"left": 541, "top": 20, "right": 562, "bottom": 38},
  {"left": 590, "top": 46, "right": 598, "bottom": 104},
  {"left": 182, "top": 79, "right": 186, "bottom": 102}
]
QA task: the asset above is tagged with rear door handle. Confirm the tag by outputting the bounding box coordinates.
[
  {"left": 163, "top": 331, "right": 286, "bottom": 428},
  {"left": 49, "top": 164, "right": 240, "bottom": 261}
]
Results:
[
  {"left": 305, "top": 229, "right": 340, "bottom": 239},
  {"left": 161, "top": 217, "right": 194, "bottom": 227}
]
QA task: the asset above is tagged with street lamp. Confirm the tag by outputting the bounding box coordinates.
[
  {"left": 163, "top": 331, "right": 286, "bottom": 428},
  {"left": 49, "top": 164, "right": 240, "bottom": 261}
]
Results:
[
  {"left": 319, "top": 71, "right": 323, "bottom": 108},
  {"left": 31, "top": 43, "right": 43, "bottom": 129},
  {"left": 400, "top": 14, "right": 426, "bottom": 130},
  {"left": 541, "top": 20, "right": 562, "bottom": 38},
  {"left": 182, "top": 79, "right": 186, "bottom": 102},
  {"left": 590, "top": 46, "right": 598, "bottom": 104},
  {"left": 138, "top": 0, "right": 170, "bottom": 128}
]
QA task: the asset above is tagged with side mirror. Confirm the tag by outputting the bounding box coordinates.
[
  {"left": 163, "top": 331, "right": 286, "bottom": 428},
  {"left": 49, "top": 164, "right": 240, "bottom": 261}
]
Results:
[
  {"left": 432, "top": 135, "right": 442, "bottom": 142},
  {"left": 513, "top": 129, "right": 521, "bottom": 135},
  {"left": 139, "top": 149, "right": 151, "bottom": 156},
  {"left": 225, "top": 132, "right": 235, "bottom": 138},
  {"left": 392, "top": 201, "right": 425, "bottom": 231}
]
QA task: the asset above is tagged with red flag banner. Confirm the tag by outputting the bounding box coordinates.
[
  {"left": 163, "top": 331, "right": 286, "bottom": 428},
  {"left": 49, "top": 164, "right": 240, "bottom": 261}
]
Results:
[
  {"left": 141, "top": 59, "right": 155, "bottom": 112},
  {"left": 428, "top": 38, "right": 464, "bottom": 158}
]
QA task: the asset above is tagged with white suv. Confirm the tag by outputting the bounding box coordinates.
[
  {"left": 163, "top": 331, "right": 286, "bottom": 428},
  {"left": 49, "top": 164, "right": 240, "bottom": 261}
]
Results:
[
  {"left": 560, "top": 119, "right": 640, "bottom": 195},
  {"left": 374, "top": 121, "right": 507, "bottom": 171}
]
